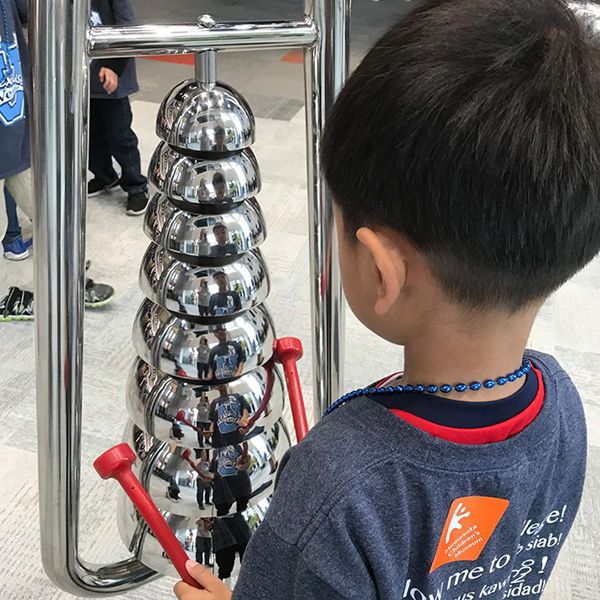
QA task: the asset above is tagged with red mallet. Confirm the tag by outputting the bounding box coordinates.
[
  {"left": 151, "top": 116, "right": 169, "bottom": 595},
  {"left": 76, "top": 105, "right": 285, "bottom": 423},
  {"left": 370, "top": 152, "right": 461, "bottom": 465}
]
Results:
[
  {"left": 93, "top": 443, "right": 201, "bottom": 589},
  {"left": 274, "top": 337, "right": 309, "bottom": 442}
]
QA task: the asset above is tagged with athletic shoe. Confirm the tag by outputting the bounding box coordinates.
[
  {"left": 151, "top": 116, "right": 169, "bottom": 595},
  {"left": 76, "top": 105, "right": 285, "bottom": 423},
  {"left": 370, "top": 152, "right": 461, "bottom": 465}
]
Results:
[
  {"left": 126, "top": 191, "right": 149, "bottom": 216},
  {"left": 0, "top": 286, "right": 34, "bottom": 321},
  {"left": 0, "top": 280, "right": 113, "bottom": 320},
  {"left": 88, "top": 176, "right": 119, "bottom": 197},
  {"left": 3, "top": 237, "right": 31, "bottom": 261},
  {"left": 84, "top": 278, "right": 115, "bottom": 308}
]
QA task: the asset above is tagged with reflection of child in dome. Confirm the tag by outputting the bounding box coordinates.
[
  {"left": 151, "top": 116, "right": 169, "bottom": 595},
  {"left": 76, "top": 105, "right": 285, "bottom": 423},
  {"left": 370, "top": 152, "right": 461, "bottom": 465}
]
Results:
[
  {"left": 211, "top": 172, "right": 232, "bottom": 207},
  {"left": 210, "top": 223, "right": 237, "bottom": 257},
  {"left": 210, "top": 384, "right": 251, "bottom": 447},
  {"left": 209, "top": 272, "right": 242, "bottom": 317},
  {"left": 211, "top": 443, "right": 251, "bottom": 518},
  {"left": 207, "top": 327, "right": 246, "bottom": 381}
]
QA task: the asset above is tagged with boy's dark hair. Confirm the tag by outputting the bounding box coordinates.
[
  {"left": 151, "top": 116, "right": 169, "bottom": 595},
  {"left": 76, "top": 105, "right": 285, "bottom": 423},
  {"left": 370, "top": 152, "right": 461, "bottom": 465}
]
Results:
[{"left": 322, "top": 0, "right": 600, "bottom": 311}]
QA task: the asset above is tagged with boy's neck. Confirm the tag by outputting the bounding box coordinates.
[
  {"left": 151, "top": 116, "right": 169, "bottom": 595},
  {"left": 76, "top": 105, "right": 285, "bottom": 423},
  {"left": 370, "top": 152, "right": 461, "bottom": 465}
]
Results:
[{"left": 401, "top": 305, "right": 539, "bottom": 402}]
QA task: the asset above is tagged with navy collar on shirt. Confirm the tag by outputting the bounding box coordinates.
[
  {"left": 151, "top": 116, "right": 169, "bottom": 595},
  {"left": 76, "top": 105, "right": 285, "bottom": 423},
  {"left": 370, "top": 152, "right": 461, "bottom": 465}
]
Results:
[{"left": 371, "top": 368, "right": 538, "bottom": 429}]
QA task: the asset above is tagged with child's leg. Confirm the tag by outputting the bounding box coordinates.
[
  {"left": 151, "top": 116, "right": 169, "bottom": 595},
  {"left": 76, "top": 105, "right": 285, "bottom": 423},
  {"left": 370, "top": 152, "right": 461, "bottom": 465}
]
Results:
[
  {"left": 106, "top": 97, "right": 147, "bottom": 194},
  {"left": 89, "top": 99, "right": 118, "bottom": 183},
  {"left": 3, "top": 187, "right": 23, "bottom": 243},
  {"left": 5, "top": 168, "right": 33, "bottom": 221},
  {"left": 203, "top": 537, "right": 212, "bottom": 565},
  {"left": 215, "top": 546, "right": 236, "bottom": 580}
]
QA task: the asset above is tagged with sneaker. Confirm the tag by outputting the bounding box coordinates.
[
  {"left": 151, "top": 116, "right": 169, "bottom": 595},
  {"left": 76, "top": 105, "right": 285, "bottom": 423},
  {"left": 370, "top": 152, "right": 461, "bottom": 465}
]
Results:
[
  {"left": 84, "top": 278, "right": 115, "bottom": 308},
  {"left": 3, "top": 237, "right": 31, "bottom": 261},
  {"left": 0, "top": 287, "right": 34, "bottom": 321},
  {"left": 126, "top": 191, "right": 149, "bottom": 216},
  {"left": 88, "top": 176, "right": 119, "bottom": 197}
]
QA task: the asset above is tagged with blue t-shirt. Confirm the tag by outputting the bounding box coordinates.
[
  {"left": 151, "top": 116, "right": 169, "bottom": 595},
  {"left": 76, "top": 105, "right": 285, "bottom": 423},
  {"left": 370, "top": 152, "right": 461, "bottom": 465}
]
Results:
[
  {"left": 233, "top": 350, "right": 587, "bottom": 600},
  {"left": 0, "top": 0, "right": 30, "bottom": 179},
  {"left": 209, "top": 291, "right": 243, "bottom": 317},
  {"left": 217, "top": 445, "right": 243, "bottom": 478},
  {"left": 209, "top": 341, "right": 246, "bottom": 381}
]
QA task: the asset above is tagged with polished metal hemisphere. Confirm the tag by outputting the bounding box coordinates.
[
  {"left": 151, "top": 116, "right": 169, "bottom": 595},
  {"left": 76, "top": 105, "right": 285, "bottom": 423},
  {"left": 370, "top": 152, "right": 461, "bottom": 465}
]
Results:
[
  {"left": 157, "top": 80, "right": 255, "bottom": 154},
  {"left": 117, "top": 492, "right": 271, "bottom": 579},
  {"left": 140, "top": 243, "right": 270, "bottom": 322},
  {"left": 148, "top": 142, "right": 260, "bottom": 212},
  {"left": 132, "top": 298, "right": 276, "bottom": 381},
  {"left": 144, "top": 192, "right": 267, "bottom": 265},
  {"left": 125, "top": 419, "right": 291, "bottom": 519},
  {"left": 126, "top": 357, "right": 285, "bottom": 448}
]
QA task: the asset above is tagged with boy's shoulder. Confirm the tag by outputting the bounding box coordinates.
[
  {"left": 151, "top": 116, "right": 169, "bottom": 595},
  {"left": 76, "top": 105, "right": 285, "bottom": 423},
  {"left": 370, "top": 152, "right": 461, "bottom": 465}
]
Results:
[{"left": 268, "top": 350, "right": 586, "bottom": 545}]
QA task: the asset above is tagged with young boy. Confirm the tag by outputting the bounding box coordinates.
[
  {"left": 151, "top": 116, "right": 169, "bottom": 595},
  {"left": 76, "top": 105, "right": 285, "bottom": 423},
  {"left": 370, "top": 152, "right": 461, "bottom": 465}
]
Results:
[
  {"left": 174, "top": 1, "right": 600, "bottom": 598},
  {"left": 0, "top": 0, "right": 113, "bottom": 319},
  {"left": 87, "top": 0, "right": 148, "bottom": 216}
]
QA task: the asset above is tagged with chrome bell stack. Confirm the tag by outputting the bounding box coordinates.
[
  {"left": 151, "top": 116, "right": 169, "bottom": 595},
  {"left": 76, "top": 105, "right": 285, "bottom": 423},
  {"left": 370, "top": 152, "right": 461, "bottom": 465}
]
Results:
[{"left": 118, "top": 49, "right": 291, "bottom": 579}]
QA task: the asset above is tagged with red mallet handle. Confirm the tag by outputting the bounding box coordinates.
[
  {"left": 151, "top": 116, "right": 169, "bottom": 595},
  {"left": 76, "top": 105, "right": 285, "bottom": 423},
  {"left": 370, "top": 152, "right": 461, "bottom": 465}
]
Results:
[
  {"left": 274, "top": 337, "right": 309, "bottom": 442},
  {"left": 93, "top": 443, "right": 201, "bottom": 589}
]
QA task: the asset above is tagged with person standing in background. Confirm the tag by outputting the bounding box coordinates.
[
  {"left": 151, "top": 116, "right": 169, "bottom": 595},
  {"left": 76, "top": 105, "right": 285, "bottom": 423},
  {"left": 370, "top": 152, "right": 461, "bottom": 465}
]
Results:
[
  {"left": 0, "top": 0, "right": 114, "bottom": 320},
  {"left": 87, "top": 0, "right": 148, "bottom": 216}
]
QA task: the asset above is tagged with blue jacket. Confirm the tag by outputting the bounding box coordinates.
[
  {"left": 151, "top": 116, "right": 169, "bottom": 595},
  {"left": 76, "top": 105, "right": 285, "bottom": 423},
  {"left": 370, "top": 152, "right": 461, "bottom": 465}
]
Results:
[
  {"left": 0, "top": 0, "right": 30, "bottom": 179},
  {"left": 90, "top": 0, "right": 138, "bottom": 99}
]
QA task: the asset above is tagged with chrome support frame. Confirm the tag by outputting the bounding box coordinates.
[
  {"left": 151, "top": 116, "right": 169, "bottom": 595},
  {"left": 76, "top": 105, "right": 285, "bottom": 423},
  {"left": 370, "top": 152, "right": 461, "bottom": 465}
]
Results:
[
  {"left": 30, "top": 0, "right": 350, "bottom": 595},
  {"left": 304, "top": 0, "right": 350, "bottom": 420}
]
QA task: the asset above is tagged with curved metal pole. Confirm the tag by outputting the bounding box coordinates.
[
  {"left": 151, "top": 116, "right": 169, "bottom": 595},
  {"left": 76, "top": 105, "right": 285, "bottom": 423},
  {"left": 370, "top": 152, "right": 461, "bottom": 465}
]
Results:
[
  {"left": 30, "top": 0, "right": 157, "bottom": 594},
  {"left": 304, "top": 0, "right": 350, "bottom": 419}
]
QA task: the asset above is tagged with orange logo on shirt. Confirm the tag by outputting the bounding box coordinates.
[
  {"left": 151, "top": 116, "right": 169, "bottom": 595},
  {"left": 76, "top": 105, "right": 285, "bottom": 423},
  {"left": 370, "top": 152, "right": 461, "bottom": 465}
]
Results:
[{"left": 430, "top": 496, "right": 509, "bottom": 572}]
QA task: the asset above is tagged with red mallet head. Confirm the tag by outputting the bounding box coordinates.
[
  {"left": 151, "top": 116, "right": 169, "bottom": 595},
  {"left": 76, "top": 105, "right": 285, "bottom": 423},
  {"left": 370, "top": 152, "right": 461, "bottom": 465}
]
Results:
[
  {"left": 175, "top": 410, "right": 186, "bottom": 421},
  {"left": 274, "top": 336, "right": 303, "bottom": 363},
  {"left": 93, "top": 443, "right": 136, "bottom": 480}
]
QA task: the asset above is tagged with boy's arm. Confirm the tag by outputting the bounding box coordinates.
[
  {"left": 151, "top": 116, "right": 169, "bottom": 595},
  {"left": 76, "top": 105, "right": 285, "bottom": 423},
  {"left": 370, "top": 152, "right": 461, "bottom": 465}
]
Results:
[
  {"left": 232, "top": 521, "right": 350, "bottom": 600},
  {"left": 231, "top": 442, "right": 380, "bottom": 600},
  {"left": 92, "top": 0, "right": 136, "bottom": 76}
]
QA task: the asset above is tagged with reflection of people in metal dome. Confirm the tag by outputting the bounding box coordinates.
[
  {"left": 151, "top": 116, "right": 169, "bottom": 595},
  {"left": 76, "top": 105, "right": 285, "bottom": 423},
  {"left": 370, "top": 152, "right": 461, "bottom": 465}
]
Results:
[
  {"left": 208, "top": 326, "right": 246, "bottom": 381},
  {"left": 212, "top": 126, "right": 227, "bottom": 152},
  {"left": 210, "top": 222, "right": 237, "bottom": 257},
  {"left": 196, "top": 335, "right": 210, "bottom": 379},
  {"left": 209, "top": 272, "right": 242, "bottom": 317},
  {"left": 211, "top": 443, "right": 252, "bottom": 519},
  {"left": 210, "top": 383, "right": 251, "bottom": 447},
  {"left": 210, "top": 171, "right": 233, "bottom": 207}
]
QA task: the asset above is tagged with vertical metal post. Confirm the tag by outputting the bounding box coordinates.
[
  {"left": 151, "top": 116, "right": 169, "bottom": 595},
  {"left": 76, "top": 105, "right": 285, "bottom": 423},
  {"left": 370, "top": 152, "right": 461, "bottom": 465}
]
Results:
[
  {"left": 304, "top": 0, "right": 350, "bottom": 419},
  {"left": 30, "top": 0, "right": 156, "bottom": 594}
]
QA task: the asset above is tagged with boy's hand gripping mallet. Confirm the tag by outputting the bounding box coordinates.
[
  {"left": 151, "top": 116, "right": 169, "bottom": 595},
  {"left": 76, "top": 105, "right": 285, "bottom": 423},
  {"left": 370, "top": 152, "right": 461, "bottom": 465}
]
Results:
[
  {"left": 93, "top": 443, "right": 201, "bottom": 589},
  {"left": 274, "top": 337, "right": 309, "bottom": 442}
]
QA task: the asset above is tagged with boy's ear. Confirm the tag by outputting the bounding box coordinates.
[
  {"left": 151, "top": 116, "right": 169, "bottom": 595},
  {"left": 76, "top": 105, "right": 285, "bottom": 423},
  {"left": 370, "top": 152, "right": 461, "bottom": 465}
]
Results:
[{"left": 356, "top": 227, "right": 407, "bottom": 315}]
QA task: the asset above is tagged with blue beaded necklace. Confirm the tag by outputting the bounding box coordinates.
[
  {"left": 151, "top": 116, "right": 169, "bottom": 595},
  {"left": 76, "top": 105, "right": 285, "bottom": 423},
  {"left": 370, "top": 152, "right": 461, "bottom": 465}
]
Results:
[{"left": 324, "top": 359, "right": 531, "bottom": 417}]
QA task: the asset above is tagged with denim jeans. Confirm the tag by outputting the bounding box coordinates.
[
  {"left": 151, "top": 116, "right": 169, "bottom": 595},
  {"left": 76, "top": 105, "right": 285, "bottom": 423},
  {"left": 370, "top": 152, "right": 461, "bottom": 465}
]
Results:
[
  {"left": 0, "top": 169, "right": 34, "bottom": 297},
  {"left": 89, "top": 97, "right": 147, "bottom": 194},
  {"left": 3, "top": 187, "right": 22, "bottom": 243}
]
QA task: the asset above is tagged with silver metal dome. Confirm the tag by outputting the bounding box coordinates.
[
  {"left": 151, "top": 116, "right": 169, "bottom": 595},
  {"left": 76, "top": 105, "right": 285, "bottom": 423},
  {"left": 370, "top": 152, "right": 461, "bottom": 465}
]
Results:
[
  {"left": 117, "top": 492, "right": 271, "bottom": 579},
  {"left": 124, "top": 419, "right": 291, "bottom": 519},
  {"left": 144, "top": 192, "right": 267, "bottom": 265},
  {"left": 148, "top": 142, "right": 260, "bottom": 212},
  {"left": 132, "top": 298, "right": 276, "bottom": 382},
  {"left": 126, "top": 357, "right": 285, "bottom": 449},
  {"left": 139, "top": 243, "right": 270, "bottom": 322},
  {"left": 157, "top": 80, "right": 255, "bottom": 153}
]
